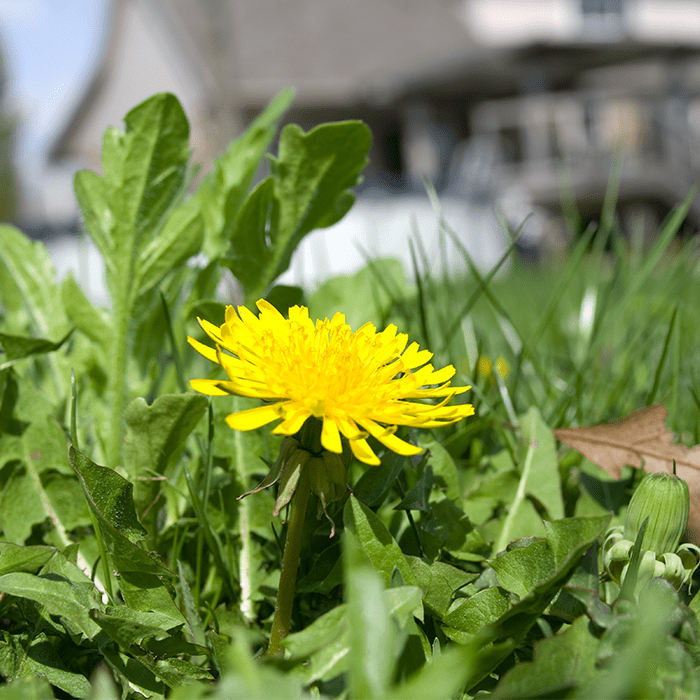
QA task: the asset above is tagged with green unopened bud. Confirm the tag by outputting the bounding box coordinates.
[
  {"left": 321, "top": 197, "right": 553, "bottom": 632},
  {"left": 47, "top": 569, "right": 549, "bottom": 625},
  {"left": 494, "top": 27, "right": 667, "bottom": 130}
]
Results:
[
  {"left": 659, "top": 552, "right": 686, "bottom": 589},
  {"left": 621, "top": 549, "right": 666, "bottom": 588},
  {"left": 624, "top": 472, "right": 690, "bottom": 554}
]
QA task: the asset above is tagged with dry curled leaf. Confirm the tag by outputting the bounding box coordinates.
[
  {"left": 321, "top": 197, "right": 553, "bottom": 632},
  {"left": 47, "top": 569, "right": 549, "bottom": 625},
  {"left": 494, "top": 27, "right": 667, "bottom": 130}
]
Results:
[{"left": 554, "top": 403, "right": 700, "bottom": 544}]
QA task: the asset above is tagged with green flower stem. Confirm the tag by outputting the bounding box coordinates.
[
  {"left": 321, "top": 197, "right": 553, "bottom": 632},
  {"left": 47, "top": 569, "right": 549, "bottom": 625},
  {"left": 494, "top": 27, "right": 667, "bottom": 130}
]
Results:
[{"left": 267, "top": 467, "right": 311, "bottom": 656}]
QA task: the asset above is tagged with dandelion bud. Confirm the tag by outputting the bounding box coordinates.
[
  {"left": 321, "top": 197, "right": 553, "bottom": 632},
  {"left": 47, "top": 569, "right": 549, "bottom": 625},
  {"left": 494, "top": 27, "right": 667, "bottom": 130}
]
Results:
[
  {"left": 621, "top": 549, "right": 666, "bottom": 587},
  {"left": 624, "top": 472, "right": 690, "bottom": 554},
  {"left": 659, "top": 552, "right": 686, "bottom": 589}
]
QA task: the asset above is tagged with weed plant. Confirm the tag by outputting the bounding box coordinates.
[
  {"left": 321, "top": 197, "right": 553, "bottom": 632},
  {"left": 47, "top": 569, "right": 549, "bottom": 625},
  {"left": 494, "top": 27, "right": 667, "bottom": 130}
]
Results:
[{"left": 1, "top": 90, "right": 700, "bottom": 698}]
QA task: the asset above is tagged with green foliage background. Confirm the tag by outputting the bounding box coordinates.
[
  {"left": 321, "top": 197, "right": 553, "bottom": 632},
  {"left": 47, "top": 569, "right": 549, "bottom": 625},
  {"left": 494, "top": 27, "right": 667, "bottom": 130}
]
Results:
[{"left": 1, "top": 90, "right": 700, "bottom": 698}]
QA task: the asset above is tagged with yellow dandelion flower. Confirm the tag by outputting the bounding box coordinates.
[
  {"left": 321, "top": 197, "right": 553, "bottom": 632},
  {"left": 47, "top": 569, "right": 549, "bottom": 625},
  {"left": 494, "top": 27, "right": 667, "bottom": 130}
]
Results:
[
  {"left": 188, "top": 299, "right": 474, "bottom": 466},
  {"left": 496, "top": 357, "right": 510, "bottom": 379},
  {"left": 477, "top": 357, "right": 492, "bottom": 377}
]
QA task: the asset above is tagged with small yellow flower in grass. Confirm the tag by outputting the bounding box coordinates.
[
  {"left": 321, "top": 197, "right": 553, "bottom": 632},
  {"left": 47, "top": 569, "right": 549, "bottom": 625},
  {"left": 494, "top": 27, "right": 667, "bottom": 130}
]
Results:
[
  {"left": 188, "top": 299, "right": 474, "bottom": 466},
  {"left": 495, "top": 357, "right": 509, "bottom": 379},
  {"left": 477, "top": 355, "right": 509, "bottom": 384},
  {"left": 477, "top": 357, "right": 492, "bottom": 377}
]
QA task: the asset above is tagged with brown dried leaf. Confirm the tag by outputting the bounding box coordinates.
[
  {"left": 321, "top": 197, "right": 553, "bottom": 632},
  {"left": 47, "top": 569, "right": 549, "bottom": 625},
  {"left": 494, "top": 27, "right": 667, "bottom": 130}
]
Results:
[{"left": 554, "top": 402, "right": 700, "bottom": 543}]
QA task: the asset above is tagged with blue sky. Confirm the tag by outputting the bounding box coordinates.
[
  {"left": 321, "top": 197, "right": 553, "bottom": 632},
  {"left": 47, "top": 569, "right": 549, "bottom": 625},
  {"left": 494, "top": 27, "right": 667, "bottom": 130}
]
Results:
[{"left": 0, "top": 0, "right": 110, "bottom": 171}]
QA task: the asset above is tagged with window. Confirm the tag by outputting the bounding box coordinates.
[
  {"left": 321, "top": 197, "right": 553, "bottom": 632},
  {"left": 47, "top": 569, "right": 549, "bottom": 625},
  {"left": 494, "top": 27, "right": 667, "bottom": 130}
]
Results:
[
  {"left": 581, "top": 0, "right": 624, "bottom": 16},
  {"left": 581, "top": 0, "right": 626, "bottom": 36}
]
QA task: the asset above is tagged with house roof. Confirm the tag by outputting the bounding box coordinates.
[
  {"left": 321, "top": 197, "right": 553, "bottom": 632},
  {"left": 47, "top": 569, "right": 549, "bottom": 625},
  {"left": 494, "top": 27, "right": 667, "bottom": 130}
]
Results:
[
  {"left": 48, "top": 0, "right": 474, "bottom": 165},
  {"left": 169, "top": 0, "right": 475, "bottom": 105},
  {"left": 48, "top": 0, "right": 213, "bottom": 165}
]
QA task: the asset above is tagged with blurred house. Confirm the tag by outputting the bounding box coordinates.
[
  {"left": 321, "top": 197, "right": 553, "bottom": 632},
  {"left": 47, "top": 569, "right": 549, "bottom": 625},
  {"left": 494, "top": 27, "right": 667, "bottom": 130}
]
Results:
[
  {"left": 40, "top": 0, "right": 700, "bottom": 290},
  {"left": 446, "top": 0, "right": 700, "bottom": 248}
]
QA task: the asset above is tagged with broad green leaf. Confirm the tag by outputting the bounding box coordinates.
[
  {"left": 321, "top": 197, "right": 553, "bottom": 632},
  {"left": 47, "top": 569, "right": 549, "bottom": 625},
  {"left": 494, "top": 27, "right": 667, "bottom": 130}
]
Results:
[
  {"left": 135, "top": 194, "right": 204, "bottom": 298},
  {"left": 420, "top": 437, "right": 461, "bottom": 501},
  {"left": 73, "top": 93, "right": 200, "bottom": 467},
  {"left": 177, "top": 560, "right": 207, "bottom": 647},
  {"left": 69, "top": 446, "right": 145, "bottom": 543},
  {"left": 137, "top": 655, "right": 213, "bottom": 687},
  {"left": 101, "top": 646, "right": 165, "bottom": 696},
  {"left": 0, "top": 328, "right": 72, "bottom": 365},
  {"left": 394, "top": 464, "right": 432, "bottom": 512},
  {"left": 580, "top": 579, "right": 697, "bottom": 698},
  {"left": 494, "top": 406, "right": 564, "bottom": 551},
  {"left": 420, "top": 498, "right": 485, "bottom": 561},
  {"left": 462, "top": 454, "right": 520, "bottom": 525},
  {"left": 269, "top": 121, "right": 369, "bottom": 262},
  {"left": 0, "top": 468, "right": 47, "bottom": 544},
  {"left": 282, "top": 604, "right": 347, "bottom": 659},
  {"left": 492, "top": 615, "right": 601, "bottom": 699},
  {"left": 123, "top": 392, "right": 207, "bottom": 514},
  {"left": 40, "top": 547, "right": 99, "bottom": 592},
  {"left": 383, "top": 586, "right": 424, "bottom": 627},
  {"left": 346, "top": 553, "right": 393, "bottom": 700},
  {"left": 489, "top": 539, "right": 556, "bottom": 600},
  {"left": 23, "top": 633, "right": 91, "bottom": 698},
  {"left": 68, "top": 446, "right": 170, "bottom": 576},
  {"left": 406, "top": 556, "right": 477, "bottom": 618},
  {"left": 90, "top": 605, "right": 184, "bottom": 646},
  {"left": 61, "top": 273, "right": 112, "bottom": 344},
  {"left": 221, "top": 176, "right": 273, "bottom": 290},
  {"left": 460, "top": 514, "right": 609, "bottom": 692},
  {"left": 442, "top": 587, "right": 510, "bottom": 642},
  {"left": 283, "top": 585, "right": 422, "bottom": 686},
  {"left": 227, "top": 120, "right": 371, "bottom": 301},
  {"left": 197, "top": 86, "right": 295, "bottom": 259},
  {"left": 544, "top": 515, "right": 612, "bottom": 567},
  {"left": 0, "top": 383, "right": 76, "bottom": 545},
  {"left": 209, "top": 628, "right": 310, "bottom": 700},
  {"left": 0, "top": 544, "right": 56, "bottom": 576},
  {"left": 344, "top": 495, "right": 417, "bottom": 587},
  {"left": 387, "top": 642, "right": 479, "bottom": 700},
  {"left": 0, "top": 675, "right": 54, "bottom": 699},
  {"left": 118, "top": 570, "right": 185, "bottom": 624},
  {"left": 491, "top": 516, "right": 611, "bottom": 600},
  {"left": 0, "top": 572, "right": 99, "bottom": 639},
  {"left": 100, "top": 93, "right": 189, "bottom": 253},
  {"left": 0, "top": 225, "right": 69, "bottom": 340},
  {"left": 91, "top": 605, "right": 200, "bottom": 659},
  {"left": 72, "top": 169, "right": 111, "bottom": 266},
  {"left": 352, "top": 450, "right": 406, "bottom": 507},
  {"left": 42, "top": 474, "right": 92, "bottom": 531}
]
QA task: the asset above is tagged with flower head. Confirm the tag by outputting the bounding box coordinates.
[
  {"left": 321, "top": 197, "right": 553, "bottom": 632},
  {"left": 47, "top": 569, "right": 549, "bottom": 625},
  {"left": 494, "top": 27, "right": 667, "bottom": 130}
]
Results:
[{"left": 188, "top": 299, "right": 474, "bottom": 465}]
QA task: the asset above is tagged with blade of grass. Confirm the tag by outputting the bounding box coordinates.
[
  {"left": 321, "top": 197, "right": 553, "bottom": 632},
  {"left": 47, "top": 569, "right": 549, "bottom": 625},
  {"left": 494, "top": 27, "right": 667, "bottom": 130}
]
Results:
[
  {"left": 532, "top": 221, "right": 597, "bottom": 343},
  {"left": 557, "top": 158, "right": 582, "bottom": 240},
  {"left": 408, "top": 238, "right": 431, "bottom": 349},
  {"left": 592, "top": 148, "right": 623, "bottom": 259},
  {"left": 671, "top": 303, "right": 681, "bottom": 428},
  {"left": 160, "top": 292, "right": 187, "bottom": 394},
  {"left": 646, "top": 306, "right": 678, "bottom": 406},
  {"left": 183, "top": 464, "right": 236, "bottom": 603},
  {"left": 438, "top": 218, "right": 522, "bottom": 356},
  {"left": 616, "top": 188, "right": 695, "bottom": 312}
]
